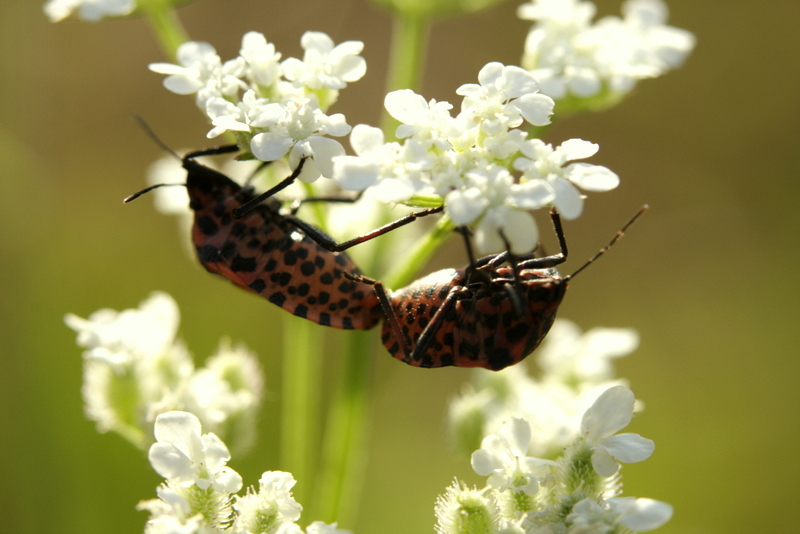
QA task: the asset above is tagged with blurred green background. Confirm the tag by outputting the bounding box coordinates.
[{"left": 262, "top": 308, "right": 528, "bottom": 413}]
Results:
[{"left": 1, "top": 0, "right": 798, "bottom": 532}]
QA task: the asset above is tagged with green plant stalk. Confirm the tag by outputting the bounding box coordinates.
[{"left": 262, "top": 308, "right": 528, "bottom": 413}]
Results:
[
  {"left": 140, "top": 0, "right": 190, "bottom": 61},
  {"left": 313, "top": 330, "right": 374, "bottom": 525},
  {"left": 380, "top": 12, "right": 431, "bottom": 138},
  {"left": 280, "top": 316, "right": 321, "bottom": 508}
]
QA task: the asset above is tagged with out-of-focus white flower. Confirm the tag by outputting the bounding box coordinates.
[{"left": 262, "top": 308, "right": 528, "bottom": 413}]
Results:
[
  {"left": 65, "top": 291, "right": 179, "bottom": 367},
  {"left": 518, "top": 0, "right": 695, "bottom": 102},
  {"left": 66, "top": 293, "right": 264, "bottom": 452},
  {"left": 448, "top": 320, "right": 639, "bottom": 458},
  {"left": 149, "top": 411, "right": 243, "bottom": 493},
  {"left": 536, "top": 320, "right": 639, "bottom": 384},
  {"left": 44, "top": 0, "right": 135, "bottom": 22},
  {"left": 580, "top": 386, "right": 655, "bottom": 477}
]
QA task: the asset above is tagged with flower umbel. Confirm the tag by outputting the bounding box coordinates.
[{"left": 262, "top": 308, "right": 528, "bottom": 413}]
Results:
[
  {"left": 65, "top": 292, "right": 263, "bottom": 451},
  {"left": 439, "top": 387, "right": 671, "bottom": 533}
]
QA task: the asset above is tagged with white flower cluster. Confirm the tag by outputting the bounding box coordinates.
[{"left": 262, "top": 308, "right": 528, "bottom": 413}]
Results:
[
  {"left": 43, "top": 0, "right": 135, "bottom": 22},
  {"left": 518, "top": 0, "right": 696, "bottom": 104},
  {"left": 149, "top": 31, "right": 366, "bottom": 183},
  {"left": 65, "top": 292, "right": 264, "bottom": 453},
  {"left": 448, "top": 319, "right": 639, "bottom": 458},
  {"left": 333, "top": 63, "right": 619, "bottom": 253},
  {"left": 436, "top": 387, "right": 671, "bottom": 534},
  {"left": 140, "top": 411, "right": 350, "bottom": 534}
]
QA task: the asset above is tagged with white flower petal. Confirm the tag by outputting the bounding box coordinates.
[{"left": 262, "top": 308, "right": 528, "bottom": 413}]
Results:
[
  {"left": 250, "top": 132, "right": 293, "bottom": 162},
  {"left": 581, "top": 386, "right": 635, "bottom": 440},
  {"left": 614, "top": 498, "right": 673, "bottom": 531},
  {"left": 560, "top": 139, "right": 599, "bottom": 160},
  {"left": 153, "top": 411, "right": 204, "bottom": 459},
  {"left": 601, "top": 433, "right": 655, "bottom": 463},
  {"left": 148, "top": 442, "right": 195, "bottom": 482},
  {"left": 306, "top": 136, "right": 346, "bottom": 178},
  {"left": 445, "top": 188, "right": 486, "bottom": 226},
  {"left": 567, "top": 163, "right": 620, "bottom": 191},
  {"left": 471, "top": 448, "right": 500, "bottom": 477},
  {"left": 332, "top": 156, "right": 380, "bottom": 191},
  {"left": 591, "top": 447, "right": 620, "bottom": 477},
  {"left": 350, "top": 124, "right": 385, "bottom": 154},
  {"left": 498, "top": 417, "right": 532, "bottom": 457},
  {"left": 385, "top": 89, "right": 429, "bottom": 125},
  {"left": 513, "top": 93, "right": 555, "bottom": 126},
  {"left": 551, "top": 178, "right": 584, "bottom": 219}
]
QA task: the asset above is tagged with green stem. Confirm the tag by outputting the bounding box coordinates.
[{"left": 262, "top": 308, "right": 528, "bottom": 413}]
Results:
[
  {"left": 280, "top": 317, "right": 321, "bottom": 508},
  {"left": 384, "top": 214, "right": 455, "bottom": 290},
  {"left": 380, "top": 12, "right": 431, "bottom": 138},
  {"left": 312, "top": 9, "right": 442, "bottom": 528},
  {"left": 313, "top": 331, "right": 374, "bottom": 525},
  {"left": 139, "top": 1, "right": 190, "bottom": 61}
]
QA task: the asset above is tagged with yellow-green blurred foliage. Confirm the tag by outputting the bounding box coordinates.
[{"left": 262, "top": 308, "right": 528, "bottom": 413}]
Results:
[{"left": 0, "top": 0, "right": 798, "bottom": 533}]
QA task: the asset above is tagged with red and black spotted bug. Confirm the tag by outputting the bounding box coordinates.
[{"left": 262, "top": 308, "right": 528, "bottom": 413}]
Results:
[
  {"left": 125, "top": 144, "right": 384, "bottom": 329},
  {"left": 351, "top": 207, "right": 647, "bottom": 370}
]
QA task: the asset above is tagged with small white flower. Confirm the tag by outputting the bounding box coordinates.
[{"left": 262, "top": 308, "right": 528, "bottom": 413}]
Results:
[
  {"left": 514, "top": 138, "right": 619, "bottom": 219},
  {"left": 235, "top": 471, "right": 303, "bottom": 533},
  {"left": 282, "top": 31, "right": 366, "bottom": 91},
  {"left": 385, "top": 89, "right": 457, "bottom": 150},
  {"left": 445, "top": 165, "right": 553, "bottom": 253},
  {"left": 580, "top": 386, "right": 654, "bottom": 477},
  {"left": 249, "top": 98, "right": 350, "bottom": 180},
  {"left": 150, "top": 41, "right": 246, "bottom": 107},
  {"left": 44, "top": 0, "right": 135, "bottom": 22},
  {"left": 240, "top": 31, "right": 283, "bottom": 87},
  {"left": 457, "top": 62, "right": 555, "bottom": 131},
  {"left": 148, "top": 411, "right": 243, "bottom": 493},
  {"left": 65, "top": 291, "right": 180, "bottom": 366},
  {"left": 471, "top": 418, "right": 554, "bottom": 495}
]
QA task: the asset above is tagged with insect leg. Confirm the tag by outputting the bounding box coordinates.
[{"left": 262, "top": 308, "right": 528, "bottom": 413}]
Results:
[
  {"left": 346, "top": 273, "right": 412, "bottom": 360},
  {"left": 232, "top": 158, "right": 308, "bottom": 218},
  {"left": 407, "top": 288, "right": 465, "bottom": 366},
  {"left": 284, "top": 205, "right": 444, "bottom": 252},
  {"left": 517, "top": 209, "right": 569, "bottom": 270}
]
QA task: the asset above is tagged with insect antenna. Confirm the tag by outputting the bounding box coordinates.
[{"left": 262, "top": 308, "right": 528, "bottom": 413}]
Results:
[
  {"left": 565, "top": 204, "right": 649, "bottom": 280},
  {"left": 123, "top": 183, "right": 185, "bottom": 203},
  {"left": 133, "top": 115, "right": 182, "bottom": 162}
]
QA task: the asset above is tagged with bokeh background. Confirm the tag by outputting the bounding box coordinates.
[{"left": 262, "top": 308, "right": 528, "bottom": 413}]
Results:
[{"left": 1, "top": 0, "right": 798, "bottom": 532}]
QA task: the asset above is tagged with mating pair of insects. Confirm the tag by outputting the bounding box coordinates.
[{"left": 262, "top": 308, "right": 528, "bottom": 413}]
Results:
[{"left": 126, "top": 143, "right": 645, "bottom": 371}]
